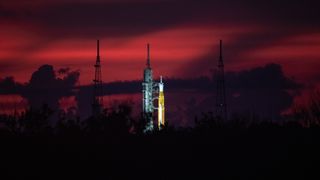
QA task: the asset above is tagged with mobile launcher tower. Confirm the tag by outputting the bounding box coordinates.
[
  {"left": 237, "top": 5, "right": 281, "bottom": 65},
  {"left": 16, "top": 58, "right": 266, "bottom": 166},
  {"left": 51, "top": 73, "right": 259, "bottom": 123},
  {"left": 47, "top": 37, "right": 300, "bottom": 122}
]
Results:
[{"left": 142, "top": 44, "right": 165, "bottom": 133}]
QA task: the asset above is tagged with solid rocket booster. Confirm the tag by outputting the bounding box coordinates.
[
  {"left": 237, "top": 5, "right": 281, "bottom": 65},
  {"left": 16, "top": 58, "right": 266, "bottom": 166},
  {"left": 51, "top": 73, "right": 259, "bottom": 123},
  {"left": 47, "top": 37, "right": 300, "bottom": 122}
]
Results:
[{"left": 158, "top": 76, "right": 165, "bottom": 129}]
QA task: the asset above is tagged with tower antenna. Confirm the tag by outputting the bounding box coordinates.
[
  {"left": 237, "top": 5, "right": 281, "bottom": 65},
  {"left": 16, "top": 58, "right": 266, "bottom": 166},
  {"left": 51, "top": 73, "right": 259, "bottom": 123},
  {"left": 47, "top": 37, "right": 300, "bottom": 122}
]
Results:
[
  {"left": 147, "top": 43, "right": 150, "bottom": 67},
  {"left": 216, "top": 40, "right": 227, "bottom": 120}
]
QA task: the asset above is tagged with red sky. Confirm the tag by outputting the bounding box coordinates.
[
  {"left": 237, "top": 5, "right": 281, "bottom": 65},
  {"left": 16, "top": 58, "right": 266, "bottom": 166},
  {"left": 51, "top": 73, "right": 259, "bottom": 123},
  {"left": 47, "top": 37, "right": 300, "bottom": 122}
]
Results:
[
  {"left": 1, "top": 24, "right": 319, "bottom": 86},
  {"left": 1, "top": 0, "right": 320, "bottom": 119},
  {"left": 1, "top": 0, "right": 319, "bottom": 86},
  {"left": 0, "top": 23, "right": 255, "bottom": 83}
]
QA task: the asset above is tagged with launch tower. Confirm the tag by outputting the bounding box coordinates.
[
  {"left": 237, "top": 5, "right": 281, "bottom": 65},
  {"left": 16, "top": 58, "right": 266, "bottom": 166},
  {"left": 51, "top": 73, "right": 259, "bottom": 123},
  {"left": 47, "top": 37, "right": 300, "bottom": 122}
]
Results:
[
  {"left": 142, "top": 44, "right": 154, "bottom": 132},
  {"left": 92, "top": 40, "right": 103, "bottom": 116}
]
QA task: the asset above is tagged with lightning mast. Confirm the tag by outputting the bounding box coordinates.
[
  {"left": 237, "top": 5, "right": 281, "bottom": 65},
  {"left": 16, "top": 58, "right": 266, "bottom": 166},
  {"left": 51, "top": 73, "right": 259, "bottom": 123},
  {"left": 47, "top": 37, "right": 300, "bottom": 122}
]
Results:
[
  {"left": 216, "top": 40, "right": 227, "bottom": 120},
  {"left": 92, "top": 40, "right": 103, "bottom": 116},
  {"left": 142, "top": 44, "right": 154, "bottom": 132}
]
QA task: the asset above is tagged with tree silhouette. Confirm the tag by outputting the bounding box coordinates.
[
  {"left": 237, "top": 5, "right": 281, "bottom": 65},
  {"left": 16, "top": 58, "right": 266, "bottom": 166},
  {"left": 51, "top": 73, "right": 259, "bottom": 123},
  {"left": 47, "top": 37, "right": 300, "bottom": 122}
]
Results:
[
  {"left": 3, "top": 103, "right": 53, "bottom": 134},
  {"left": 293, "top": 90, "right": 320, "bottom": 127}
]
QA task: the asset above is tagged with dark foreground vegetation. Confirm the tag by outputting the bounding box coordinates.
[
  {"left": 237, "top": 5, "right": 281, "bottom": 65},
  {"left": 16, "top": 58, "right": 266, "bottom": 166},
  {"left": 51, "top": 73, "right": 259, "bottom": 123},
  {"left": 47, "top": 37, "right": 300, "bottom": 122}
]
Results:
[{"left": 0, "top": 103, "right": 320, "bottom": 179}]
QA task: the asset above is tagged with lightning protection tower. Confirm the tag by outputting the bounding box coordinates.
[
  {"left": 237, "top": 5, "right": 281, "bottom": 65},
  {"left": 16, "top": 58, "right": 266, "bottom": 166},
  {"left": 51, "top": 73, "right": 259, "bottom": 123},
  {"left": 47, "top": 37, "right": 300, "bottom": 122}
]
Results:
[
  {"left": 92, "top": 40, "right": 103, "bottom": 116},
  {"left": 216, "top": 40, "right": 227, "bottom": 120}
]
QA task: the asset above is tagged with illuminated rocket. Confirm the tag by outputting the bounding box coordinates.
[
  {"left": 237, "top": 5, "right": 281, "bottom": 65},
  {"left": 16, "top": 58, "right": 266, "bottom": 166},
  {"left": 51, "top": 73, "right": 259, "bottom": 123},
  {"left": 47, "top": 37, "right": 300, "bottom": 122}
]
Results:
[
  {"left": 158, "top": 76, "right": 165, "bottom": 130},
  {"left": 142, "top": 44, "right": 154, "bottom": 132},
  {"left": 142, "top": 44, "right": 166, "bottom": 132}
]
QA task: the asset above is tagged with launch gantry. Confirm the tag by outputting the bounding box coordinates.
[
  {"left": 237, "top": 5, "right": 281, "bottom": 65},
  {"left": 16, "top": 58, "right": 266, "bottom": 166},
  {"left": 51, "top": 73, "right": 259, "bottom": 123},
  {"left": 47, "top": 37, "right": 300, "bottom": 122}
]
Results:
[
  {"left": 142, "top": 44, "right": 165, "bottom": 133},
  {"left": 142, "top": 44, "right": 154, "bottom": 132}
]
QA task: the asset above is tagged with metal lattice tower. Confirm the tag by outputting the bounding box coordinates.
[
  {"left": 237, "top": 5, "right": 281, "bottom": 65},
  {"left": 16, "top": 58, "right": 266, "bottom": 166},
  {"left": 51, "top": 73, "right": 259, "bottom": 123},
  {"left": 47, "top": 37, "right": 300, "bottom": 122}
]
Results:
[
  {"left": 142, "top": 44, "right": 154, "bottom": 132},
  {"left": 92, "top": 40, "right": 103, "bottom": 116},
  {"left": 216, "top": 40, "right": 227, "bottom": 120}
]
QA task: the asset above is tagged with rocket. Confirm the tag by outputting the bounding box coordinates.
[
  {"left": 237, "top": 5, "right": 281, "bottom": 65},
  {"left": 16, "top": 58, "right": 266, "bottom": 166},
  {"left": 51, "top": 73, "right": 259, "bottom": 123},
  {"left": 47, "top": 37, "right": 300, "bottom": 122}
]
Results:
[
  {"left": 142, "top": 44, "right": 166, "bottom": 132},
  {"left": 158, "top": 76, "right": 165, "bottom": 130}
]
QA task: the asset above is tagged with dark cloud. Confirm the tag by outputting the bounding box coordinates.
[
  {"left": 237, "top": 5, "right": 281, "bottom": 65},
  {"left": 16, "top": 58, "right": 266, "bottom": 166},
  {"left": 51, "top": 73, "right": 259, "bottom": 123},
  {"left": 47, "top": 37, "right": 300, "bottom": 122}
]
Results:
[
  {"left": 225, "top": 64, "right": 302, "bottom": 118},
  {"left": 226, "top": 64, "right": 301, "bottom": 89},
  {"left": 8, "top": 1, "right": 192, "bottom": 38},
  {"left": 57, "top": 67, "right": 70, "bottom": 74},
  {"left": 0, "top": 76, "right": 23, "bottom": 94},
  {"left": 20, "top": 65, "right": 79, "bottom": 110},
  {"left": 171, "top": 64, "right": 302, "bottom": 126},
  {"left": 76, "top": 63, "right": 302, "bottom": 126},
  {"left": 0, "top": 65, "right": 79, "bottom": 111},
  {"left": 2, "top": 0, "right": 319, "bottom": 39},
  {"left": 0, "top": 65, "right": 79, "bottom": 123},
  {"left": 0, "top": 62, "right": 302, "bottom": 126}
]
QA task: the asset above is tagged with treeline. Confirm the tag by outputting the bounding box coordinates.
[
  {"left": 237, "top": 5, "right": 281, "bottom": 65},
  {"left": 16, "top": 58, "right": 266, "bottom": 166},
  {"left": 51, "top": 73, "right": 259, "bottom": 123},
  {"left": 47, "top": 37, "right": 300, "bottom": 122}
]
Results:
[
  {"left": 0, "top": 98, "right": 319, "bottom": 179},
  {"left": 0, "top": 96, "right": 320, "bottom": 137}
]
